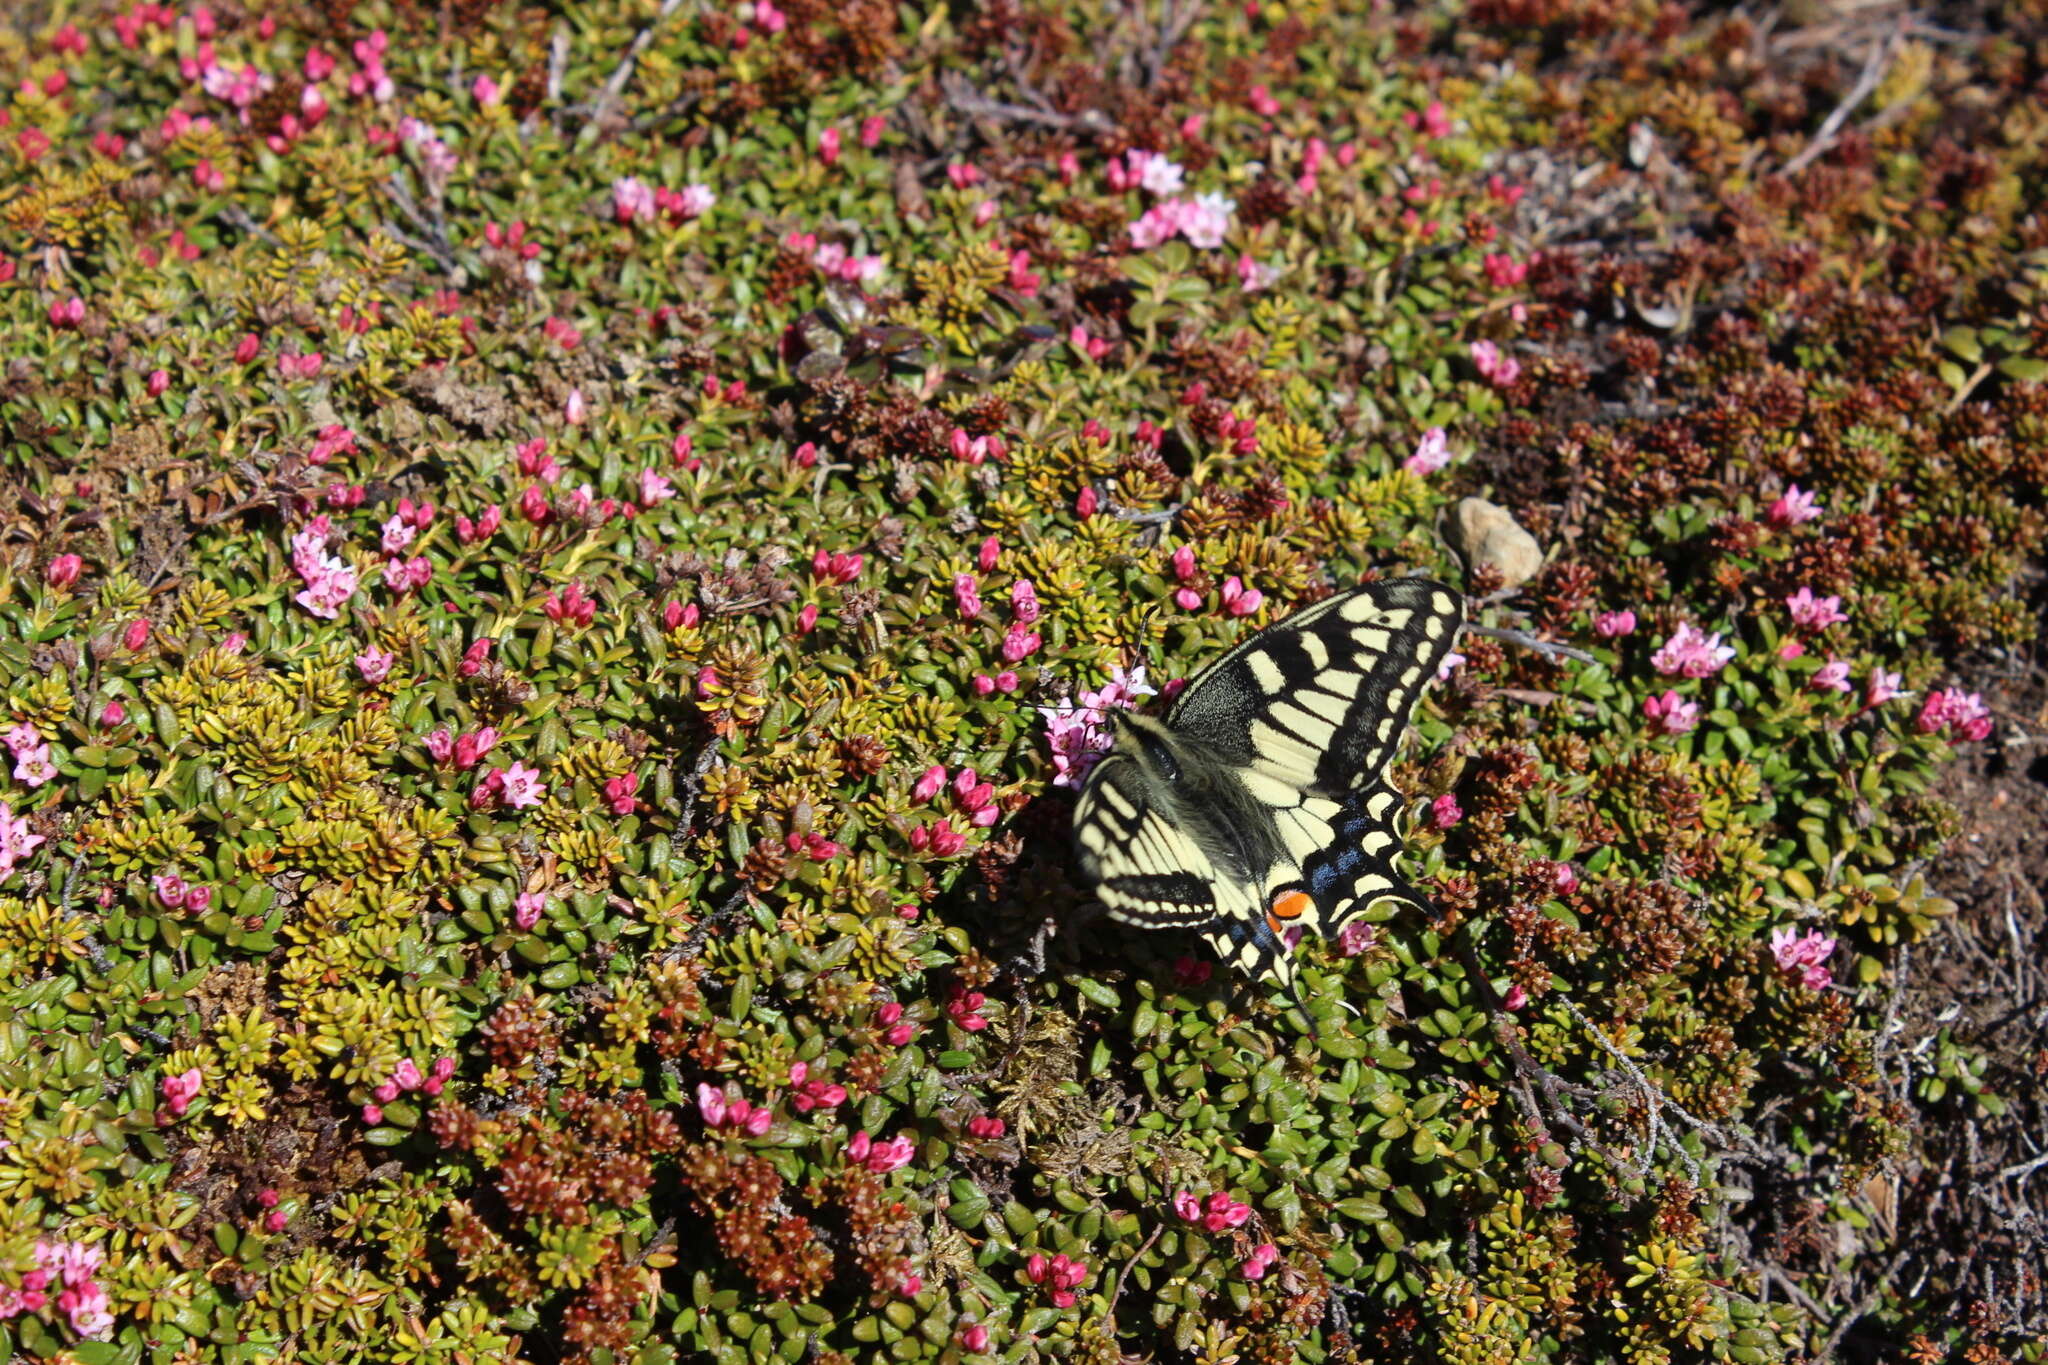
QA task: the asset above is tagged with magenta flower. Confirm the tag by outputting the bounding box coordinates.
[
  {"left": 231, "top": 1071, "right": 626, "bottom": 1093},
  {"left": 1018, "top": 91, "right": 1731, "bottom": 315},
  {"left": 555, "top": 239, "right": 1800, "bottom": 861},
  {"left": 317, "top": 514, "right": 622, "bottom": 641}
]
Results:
[
  {"left": 1404, "top": 427, "right": 1450, "bottom": 475},
  {"left": 1002, "top": 624, "right": 1042, "bottom": 662},
  {"left": 498, "top": 761, "right": 546, "bottom": 809},
  {"left": 356, "top": 648, "right": 395, "bottom": 683},
  {"left": 1651, "top": 622, "right": 1736, "bottom": 678},
  {"left": 1785, "top": 587, "right": 1847, "bottom": 631},
  {"left": 1336, "top": 921, "right": 1375, "bottom": 957},
  {"left": 0, "top": 801, "right": 43, "bottom": 882},
  {"left": 1917, "top": 687, "right": 1992, "bottom": 741},
  {"left": 160, "top": 1067, "right": 203, "bottom": 1117},
  {"left": 1811, "top": 658, "right": 1852, "bottom": 693},
  {"left": 817, "top": 125, "right": 841, "bottom": 166},
  {"left": 1221, "top": 576, "right": 1264, "bottom": 617},
  {"left": 1430, "top": 793, "right": 1462, "bottom": 828},
  {"left": 1642, "top": 690, "right": 1699, "bottom": 735},
  {"left": 1594, "top": 609, "right": 1637, "bottom": 639},
  {"left": 1767, "top": 485, "right": 1822, "bottom": 528},
  {"left": 1469, "top": 339, "right": 1521, "bottom": 387},
  {"left": 1011, "top": 579, "right": 1041, "bottom": 625},
  {"left": 953, "top": 573, "right": 983, "bottom": 619},
  {"left": 44, "top": 554, "right": 82, "bottom": 589},
  {"left": 1025, "top": 1252, "right": 1090, "bottom": 1307},
  {"left": 847, "top": 1130, "right": 916, "bottom": 1173},
  {"left": 1864, "top": 668, "right": 1910, "bottom": 709},
  {"left": 1241, "top": 1243, "right": 1280, "bottom": 1281},
  {"left": 1769, "top": 926, "right": 1836, "bottom": 990},
  {"left": 1174, "top": 1189, "right": 1253, "bottom": 1232}
]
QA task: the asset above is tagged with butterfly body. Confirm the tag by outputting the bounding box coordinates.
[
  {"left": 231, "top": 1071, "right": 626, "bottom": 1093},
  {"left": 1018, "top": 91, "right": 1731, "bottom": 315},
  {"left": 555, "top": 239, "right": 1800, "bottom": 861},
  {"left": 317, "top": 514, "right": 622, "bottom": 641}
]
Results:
[{"left": 1073, "top": 577, "right": 1465, "bottom": 990}]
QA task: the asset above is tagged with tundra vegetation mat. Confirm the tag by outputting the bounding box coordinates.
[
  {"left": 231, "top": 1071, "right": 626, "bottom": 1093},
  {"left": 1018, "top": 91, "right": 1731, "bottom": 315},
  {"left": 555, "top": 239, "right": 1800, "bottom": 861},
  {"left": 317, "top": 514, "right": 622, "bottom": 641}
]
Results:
[{"left": 0, "top": 0, "right": 2045, "bottom": 1363}]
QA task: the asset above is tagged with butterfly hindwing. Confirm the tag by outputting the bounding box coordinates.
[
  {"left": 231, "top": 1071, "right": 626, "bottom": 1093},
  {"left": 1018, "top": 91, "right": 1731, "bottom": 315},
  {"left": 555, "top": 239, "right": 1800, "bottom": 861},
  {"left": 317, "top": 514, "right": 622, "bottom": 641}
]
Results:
[{"left": 1073, "top": 753, "right": 1221, "bottom": 929}]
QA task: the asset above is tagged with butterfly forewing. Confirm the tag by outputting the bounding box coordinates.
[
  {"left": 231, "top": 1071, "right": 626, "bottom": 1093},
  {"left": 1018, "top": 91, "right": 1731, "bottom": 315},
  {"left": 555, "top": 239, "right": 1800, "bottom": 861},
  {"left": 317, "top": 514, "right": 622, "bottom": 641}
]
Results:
[{"left": 1163, "top": 578, "right": 1464, "bottom": 802}]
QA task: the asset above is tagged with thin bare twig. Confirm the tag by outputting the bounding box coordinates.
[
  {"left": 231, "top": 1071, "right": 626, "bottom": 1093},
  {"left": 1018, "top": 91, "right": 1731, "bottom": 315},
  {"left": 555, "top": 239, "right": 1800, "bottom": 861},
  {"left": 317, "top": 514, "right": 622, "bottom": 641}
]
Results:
[
  {"left": 1103, "top": 1222, "right": 1166, "bottom": 1325},
  {"left": 576, "top": 0, "right": 692, "bottom": 136},
  {"left": 941, "top": 72, "right": 1113, "bottom": 133},
  {"left": 1779, "top": 23, "right": 1902, "bottom": 177},
  {"left": 1465, "top": 623, "right": 1598, "bottom": 665},
  {"left": 1815, "top": 1248, "right": 1909, "bottom": 1361}
]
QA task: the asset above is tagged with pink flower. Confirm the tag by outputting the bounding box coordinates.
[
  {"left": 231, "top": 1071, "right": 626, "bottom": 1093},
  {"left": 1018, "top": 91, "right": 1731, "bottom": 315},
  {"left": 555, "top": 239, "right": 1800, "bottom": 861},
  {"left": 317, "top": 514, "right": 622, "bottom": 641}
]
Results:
[
  {"left": 0, "top": 800, "right": 45, "bottom": 881},
  {"left": 1810, "top": 658, "right": 1852, "bottom": 693},
  {"left": 1241, "top": 1243, "right": 1280, "bottom": 1281},
  {"left": 696, "top": 1083, "right": 729, "bottom": 1128},
  {"left": 604, "top": 772, "right": 640, "bottom": 814},
  {"left": 953, "top": 573, "right": 983, "bottom": 619},
  {"left": 563, "top": 387, "right": 587, "bottom": 426},
  {"left": 959, "top": 1324, "right": 990, "bottom": 1352},
  {"left": 1594, "top": 609, "right": 1636, "bottom": 638},
  {"left": 1336, "top": 920, "right": 1375, "bottom": 957},
  {"left": 1470, "top": 339, "right": 1521, "bottom": 388},
  {"left": 160, "top": 1067, "right": 203, "bottom": 1118},
  {"left": 45, "top": 554, "right": 82, "bottom": 589},
  {"left": 1002, "top": 624, "right": 1042, "bottom": 662},
  {"left": 1503, "top": 984, "right": 1529, "bottom": 1010},
  {"left": 1075, "top": 486, "right": 1099, "bottom": 519},
  {"left": 1767, "top": 485, "right": 1822, "bottom": 528},
  {"left": 1025, "top": 1252, "right": 1090, "bottom": 1307},
  {"left": 813, "top": 549, "right": 863, "bottom": 584},
  {"left": 1786, "top": 587, "right": 1847, "bottom": 631},
  {"left": 100, "top": 700, "right": 126, "bottom": 727},
  {"left": 914, "top": 765, "right": 947, "bottom": 802},
  {"left": 860, "top": 1132, "right": 916, "bottom": 1173},
  {"left": 817, "top": 125, "right": 841, "bottom": 166},
  {"left": 1404, "top": 427, "right": 1450, "bottom": 475},
  {"left": 1175, "top": 1189, "right": 1253, "bottom": 1232},
  {"left": 1651, "top": 622, "right": 1736, "bottom": 678},
  {"left": 1643, "top": 690, "right": 1699, "bottom": 735},
  {"left": 355, "top": 648, "right": 395, "bottom": 683},
  {"left": 1483, "top": 253, "right": 1528, "bottom": 289},
  {"left": 965, "top": 1116, "right": 1004, "bottom": 1138},
  {"left": 1430, "top": 793, "right": 1462, "bottom": 828},
  {"left": 1917, "top": 687, "right": 1993, "bottom": 741},
  {"left": 48, "top": 296, "right": 85, "bottom": 328},
  {"left": 1864, "top": 668, "right": 1910, "bottom": 709},
  {"left": 612, "top": 176, "right": 657, "bottom": 223},
  {"left": 123, "top": 618, "right": 152, "bottom": 650},
  {"left": 514, "top": 891, "right": 546, "bottom": 930},
  {"left": 1221, "top": 576, "right": 1264, "bottom": 618},
  {"left": 1769, "top": 926, "right": 1836, "bottom": 990},
  {"left": 498, "top": 761, "right": 546, "bottom": 809},
  {"left": 1011, "top": 579, "right": 1041, "bottom": 625}
]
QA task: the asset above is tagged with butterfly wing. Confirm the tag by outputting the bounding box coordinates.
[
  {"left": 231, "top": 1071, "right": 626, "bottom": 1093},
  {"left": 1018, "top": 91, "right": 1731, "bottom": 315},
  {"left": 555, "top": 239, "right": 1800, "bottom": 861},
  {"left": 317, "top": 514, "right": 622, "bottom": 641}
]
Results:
[
  {"left": 1163, "top": 577, "right": 1465, "bottom": 804},
  {"left": 1162, "top": 578, "right": 1462, "bottom": 959}
]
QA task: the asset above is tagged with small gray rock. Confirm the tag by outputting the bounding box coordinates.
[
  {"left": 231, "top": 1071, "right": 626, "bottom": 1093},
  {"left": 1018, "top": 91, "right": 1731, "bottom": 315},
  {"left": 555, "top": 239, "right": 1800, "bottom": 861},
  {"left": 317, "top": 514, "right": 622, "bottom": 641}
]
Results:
[{"left": 1447, "top": 496, "right": 1544, "bottom": 588}]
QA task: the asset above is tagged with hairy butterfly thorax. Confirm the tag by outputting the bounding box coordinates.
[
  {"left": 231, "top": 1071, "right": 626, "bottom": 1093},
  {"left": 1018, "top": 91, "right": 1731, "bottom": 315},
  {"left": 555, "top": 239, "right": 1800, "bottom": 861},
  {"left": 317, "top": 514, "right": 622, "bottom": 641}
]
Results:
[{"left": 1072, "top": 577, "right": 1466, "bottom": 1002}]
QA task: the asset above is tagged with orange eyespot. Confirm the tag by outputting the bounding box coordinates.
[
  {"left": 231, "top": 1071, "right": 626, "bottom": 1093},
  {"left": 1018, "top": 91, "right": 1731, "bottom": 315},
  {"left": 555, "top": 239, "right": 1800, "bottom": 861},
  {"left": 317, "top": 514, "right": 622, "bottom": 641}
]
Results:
[{"left": 1270, "top": 890, "right": 1312, "bottom": 921}]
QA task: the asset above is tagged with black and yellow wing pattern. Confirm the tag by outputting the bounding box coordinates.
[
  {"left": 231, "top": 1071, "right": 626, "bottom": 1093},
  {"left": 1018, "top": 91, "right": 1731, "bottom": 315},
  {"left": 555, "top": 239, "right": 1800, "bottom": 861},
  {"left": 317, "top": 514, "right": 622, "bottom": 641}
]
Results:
[{"left": 1072, "top": 577, "right": 1465, "bottom": 989}]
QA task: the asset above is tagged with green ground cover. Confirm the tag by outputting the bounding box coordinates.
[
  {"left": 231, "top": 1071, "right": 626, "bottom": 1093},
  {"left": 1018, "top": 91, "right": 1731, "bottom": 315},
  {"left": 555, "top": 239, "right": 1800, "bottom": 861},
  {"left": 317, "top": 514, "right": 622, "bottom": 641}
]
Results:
[{"left": 1, "top": 1, "right": 2044, "bottom": 1362}]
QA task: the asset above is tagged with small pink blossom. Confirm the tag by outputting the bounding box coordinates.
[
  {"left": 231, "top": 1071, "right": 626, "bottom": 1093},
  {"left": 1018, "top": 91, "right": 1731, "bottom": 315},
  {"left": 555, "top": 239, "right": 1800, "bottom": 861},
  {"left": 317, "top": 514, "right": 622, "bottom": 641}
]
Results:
[
  {"left": 1643, "top": 690, "right": 1699, "bottom": 735},
  {"left": 1025, "top": 1252, "right": 1090, "bottom": 1307},
  {"left": 1241, "top": 1243, "right": 1280, "bottom": 1281},
  {"left": 160, "top": 1067, "right": 203, "bottom": 1118},
  {"left": 1470, "top": 339, "right": 1521, "bottom": 388},
  {"left": 1769, "top": 926, "right": 1836, "bottom": 991},
  {"left": 817, "top": 125, "right": 841, "bottom": 166},
  {"left": 1404, "top": 427, "right": 1450, "bottom": 475},
  {"left": 1864, "top": 668, "right": 1910, "bottom": 709},
  {"left": 514, "top": 892, "right": 545, "bottom": 930},
  {"left": 1221, "top": 576, "right": 1264, "bottom": 618},
  {"left": 45, "top": 554, "right": 82, "bottom": 589},
  {"left": 1430, "top": 793, "right": 1462, "bottom": 828},
  {"left": 1917, "top": 687, "right": 1993, "bottom": 742},
  {"left": 1651, "top": 622, "right": 1736, "bottom": 678},
  {"left": 1594, "top": 609, "right": 1636, "bottom": 639},
  {"left": 355, "top": 648, "right": 395, "bottom": 683},
  {"left": 1767, "top": 485, "right": 1823, "bottom": 528},
  {"left": 498, "top": 761, "right": 546, "bottom": 809},
  {"left": 1786, "top": 587, "right": 1847, "bottom": 631},
  {"left": 1811, "top": 658, "right": 1853, "bottom": 693}
]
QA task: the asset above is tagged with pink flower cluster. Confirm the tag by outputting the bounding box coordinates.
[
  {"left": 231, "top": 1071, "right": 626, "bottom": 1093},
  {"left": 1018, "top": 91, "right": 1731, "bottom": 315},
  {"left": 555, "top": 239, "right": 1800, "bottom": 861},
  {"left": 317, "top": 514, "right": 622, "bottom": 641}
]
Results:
[
  {"left": 0, "top": 1238, "right": 112, "bottom": 1338},
  {"left": 1173, "top": 1189, "right": 1252, "bottom": 1233},
  {"left": 1026, "top": 1252, "right": 1090, "bottom": 1307},
  {"left": 5, "top": 723, "right": 56, "bottom": 788},
  {"left": 1651, "top": 622, "right": 1736, "bottom": 678},
  {"left": 1241, "top": 1242, "right": 1281, "bottom": 1280},
  {"left": 965, "top": 1115, "right": 1005, "bottom": 1139},
  {"left": 1767, "top": 485, "right": 1822, "bottom": 528},
  {"left": 470, "top": 760, "right": 546, "bottom": 811},
  {"left": 813, "top": 549, "right": 863, "bottom": 584},
  {"left": 0, "top": 800, "right": 44, "bottom": 882},
  {"left": 514, "top": 891, "right": 547, "bottom": 931},
  {"left": 425, "top": 725, "right": 499, "bottom": 770},
  {"left": 1430, "top": 793, "right": 1463, "bottom": 829},
  {"left": 152, "top": 872, "right": 214, "bottom": 913},
  {"left": 950, "top": 427, "right": 1005, "bottom": 464},
  {"left": 371, "top": 1056, "right": 455, "bottom": 1107},
  {"left": 160, "top": 1067, "right": 202, "bottom": 1118},
  {"left": 1129, "top": 192, "right": 1236, "bottom": 251},
  {"left": 788, "top": 1060, "right": 848, "bottom": 1113},
  {"left": 1469, "top": 339, "right": 1521, "bottom": 388},
  {"left": 1405, "top": 427, "right": 1451, "bottom": 475},
  {"left": 1917, "top": 687, "right": 1993, "bottom": 742},
  {"left": 697, "top": 1083, "right": 773, "bottom": 1137},
  {"left": 1785, "top": 587, "right": 1847, "bottom": 632},
  {"left": 1594, "top": 609, "right": 1637, "bottom": 638},
  {"left": 1040, "top": 664, "right": 1157, "bottom": 789},
  {"left": 875, "top": 1000, "right": 918, "bottom": 1047},
  {"left": 289, "top": 514, "right": 359, "bottom": 619},
  {"left": 946, "top": 985, "right": 991, "bottom": 1032},
  {"left": 1642, "top": 690, "right": 1699, "bottom": 735},
  {"left": 544, "top": 582, "right": 597, "bottom": 629},
  {"left": 1810, "top": 658, "right": 1852, "bottom": 693},
  {"left": 783, "top": 230, "right": 885, "bottom": 284},
  {"left": 913, "top": 765, "right": 1000, "bottom": 829},
  {"left": 847, "top": 1130, "right": 916, "bottom": 1173},
  {"left": 610, "top": 177, "right": 716, "bottom": 226},
  {"left": 1769, "top": 927, "right": 1837, "bottom": 991}
]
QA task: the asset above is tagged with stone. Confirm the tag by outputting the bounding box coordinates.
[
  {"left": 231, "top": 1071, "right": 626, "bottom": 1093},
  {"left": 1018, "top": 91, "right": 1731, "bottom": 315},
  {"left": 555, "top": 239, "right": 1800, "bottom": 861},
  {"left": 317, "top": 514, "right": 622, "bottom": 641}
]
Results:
[{"left": 1447, "top": 496, "right": 1543, "bottom": 588}]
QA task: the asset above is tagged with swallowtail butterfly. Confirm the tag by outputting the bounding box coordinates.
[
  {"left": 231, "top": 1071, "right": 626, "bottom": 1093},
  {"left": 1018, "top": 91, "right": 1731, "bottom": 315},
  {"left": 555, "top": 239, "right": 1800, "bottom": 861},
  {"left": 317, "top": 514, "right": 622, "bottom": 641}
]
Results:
[{"left": 1072, "top": 577, "right": 1465, "bottom": 990}]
